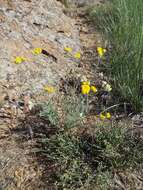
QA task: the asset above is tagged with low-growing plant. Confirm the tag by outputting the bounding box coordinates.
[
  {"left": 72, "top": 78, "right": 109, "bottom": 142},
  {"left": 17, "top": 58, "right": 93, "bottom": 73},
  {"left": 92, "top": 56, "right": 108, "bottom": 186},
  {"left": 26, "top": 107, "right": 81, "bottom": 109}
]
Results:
[
  {"left": 39, "top": 102, "right": 59, "bottom": 126},
  {"left": 63, "top": 92, "right": 86, "bottom": 128},
  {"left": 35, "top": 123, "right": 143, "bottom": 189}
]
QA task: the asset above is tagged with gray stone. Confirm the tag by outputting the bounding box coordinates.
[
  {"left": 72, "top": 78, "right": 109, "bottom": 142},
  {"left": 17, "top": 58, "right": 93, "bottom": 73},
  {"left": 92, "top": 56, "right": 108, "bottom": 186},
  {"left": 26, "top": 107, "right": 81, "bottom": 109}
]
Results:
[{"left": 0, "top": 0, "right": 80, "bottom": 97}]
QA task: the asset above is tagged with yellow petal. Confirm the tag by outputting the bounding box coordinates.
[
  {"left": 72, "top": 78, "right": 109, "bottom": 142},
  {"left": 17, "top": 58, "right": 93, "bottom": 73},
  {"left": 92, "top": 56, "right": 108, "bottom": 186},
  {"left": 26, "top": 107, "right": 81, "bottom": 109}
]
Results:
[
  {"left": 81, "top": 84, "right": 90, "bottom": 95},
  {"left": 106, "top": 112, "right": 111, "bottom": 119},
  {"left": 74, "top": 52, "right": 81, "bottom": 59},
  {"left": 21, "top": 57, "right": 26, "bottom": 61},
  {"left": 32, "top": 48, "right": 42, "bottom": 55},
  {"left": 97, "top": 47, "right": 106, "bottom": 58},
  {"left": 91, "top": 85, "right": 98, "bottom": 93},
  {"left": 100, "top": 113, "right": 106, "bottom": 120},
  {"left": 82, "top": 81, "right": 90, "bottom": 85},
  {"left": 64, "top": 47, "right": 73, "bottom": 53},
  {"left": 44, "top": 85, "right": 56, "bottom": 94},
  {"left": 15, "top": 57, "right": 22, "bottom": 64},
  {"left": 97, "top": 47, "right": 102, "bottom": 52},
  {"left": 15, "top": 56, "right": 26, "bottom": 64}
]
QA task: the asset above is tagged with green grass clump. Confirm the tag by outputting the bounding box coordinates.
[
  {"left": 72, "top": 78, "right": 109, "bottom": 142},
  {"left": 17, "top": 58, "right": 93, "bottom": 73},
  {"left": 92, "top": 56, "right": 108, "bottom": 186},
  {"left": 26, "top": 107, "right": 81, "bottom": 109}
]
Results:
[
  {"left": 36, "top": 124, "right": 143, "bottom": 189},
  {"left": 63, "top": 94, "right": 85, "bottom": 128},
  {"left": 39, "top": 102, "right": 59, "bottom": 126},
  {"left": 88, "top": 0, "right": 143, "bottom": 112}
]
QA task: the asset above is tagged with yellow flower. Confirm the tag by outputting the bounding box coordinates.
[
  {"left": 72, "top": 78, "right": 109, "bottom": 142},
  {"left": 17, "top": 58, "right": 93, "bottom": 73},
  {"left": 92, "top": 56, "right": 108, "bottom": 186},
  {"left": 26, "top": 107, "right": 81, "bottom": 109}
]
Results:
[
  {"left": 32, "top": 48, "right": 42, "bottom": 55},
  {"left": 74, "top": 52, "right": 81, "bottom": 59},
  {"left": 100, "top": 113, "right": 106, "bottom": 120},
  {"left": 64, "top": 47, "right": 73, "bottom": 53},
  {"left": 81, "top": 84, "right": 90, "bottom": 95},
  {"left": 106, "top": 112, "right": 111, "bottom": 119},
  {"left": 97, "top": 47, "right": 106, "bottom": 58},
  {"left": 15, "top": 56, "right": 26, "bottom": 64},
  {"left": 82, "top": 81, "right": 90, "bottom": 85},
  {"left": 100, "top": 112, "right": 111, "bottom": 120},
  {"left": 44, "top": 85, "right": 56, "bottom": 94},
  {"left": 91, "top": 85, "right": 98, "bottom": 93}
]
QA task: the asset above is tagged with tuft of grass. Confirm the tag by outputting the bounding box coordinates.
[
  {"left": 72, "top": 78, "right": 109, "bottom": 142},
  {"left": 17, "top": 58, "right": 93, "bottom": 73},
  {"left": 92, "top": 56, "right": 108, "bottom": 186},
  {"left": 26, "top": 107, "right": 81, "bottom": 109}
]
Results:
[
  {"left": 39, "top": 102, "right": 59, "bottom": 126},
  {"left": 62, "top": 89, "right": 86, "bottom": 128},
  {"left": 88, "top": 0, "right": 143, "bottom": 112}
]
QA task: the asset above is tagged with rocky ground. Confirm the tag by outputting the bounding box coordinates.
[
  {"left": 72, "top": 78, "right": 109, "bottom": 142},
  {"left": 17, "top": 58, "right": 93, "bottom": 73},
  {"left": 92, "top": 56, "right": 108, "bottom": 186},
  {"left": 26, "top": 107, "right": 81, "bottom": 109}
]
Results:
[{"left": 0, "top": 0, "right": 80, "bottom": 95}]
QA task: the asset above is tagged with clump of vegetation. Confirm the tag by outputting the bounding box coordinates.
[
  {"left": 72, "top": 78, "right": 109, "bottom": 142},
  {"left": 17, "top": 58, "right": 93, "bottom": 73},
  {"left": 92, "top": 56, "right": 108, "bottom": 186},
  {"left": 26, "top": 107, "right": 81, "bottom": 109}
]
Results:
[
  {"left": 88, "top": 0, "right": 143, "bottom": 112},
  {"left": 39, "top": 102, "right": 59, "bottom": 126},
  {"left": 63, "top": 94, "right": 85, "bottom": 128},
  {"left": 35, "top": 112, "right": 143, "bottom": 189}
]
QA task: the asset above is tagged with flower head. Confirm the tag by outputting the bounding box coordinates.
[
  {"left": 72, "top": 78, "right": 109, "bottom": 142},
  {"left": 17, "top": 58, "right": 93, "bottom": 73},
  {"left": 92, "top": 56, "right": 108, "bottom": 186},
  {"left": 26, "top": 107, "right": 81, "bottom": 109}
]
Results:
[
  {"left": 44, "top": 85, "right": 56, "bottom": 94},
  {"left": 100, "top": 113, "right": 106, "bottom": 120},
  {"left": 97, "top": 47, "right": 106, "bottom": 58},
  {"left": 91, "top": 85, "right": 98, "bottom": 93},
  {"left": 81, "top": 84, "right": 90, "bottom": 95},
  {"left": 106, "top": 112, "right": 111, "bottom": 119},
  {"left": 64, "top": 47, "right": 73, "bottom": 53},
  {"left": 15, "top": 56, "right": 26, "bottom": 64},
  {"left": 32, "top": 48, "right": 42, "bottom": 55},
  {"left": 74, "top": 52, "right": 81, "bottom": 59},
  {"left": 99, "top": 112, "right": 111, "bottom": 120}
]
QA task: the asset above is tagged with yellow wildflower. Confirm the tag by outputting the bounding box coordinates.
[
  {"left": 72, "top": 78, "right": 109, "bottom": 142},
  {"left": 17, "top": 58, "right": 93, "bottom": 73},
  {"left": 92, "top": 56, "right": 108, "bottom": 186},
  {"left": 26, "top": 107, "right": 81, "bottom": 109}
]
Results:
[
  {"left": 82, "top": 81, "right": 90, "bottom": 85},
  {"left": 97, "top": 47, "right": 106, "bottom": 58},
  {"left": 100, "top": 112, "right": 111, "bottom": 120},
  {"left": 100, "top": 113, "right": 106, "bottom": 120},
  {"left": 74, "top": 52, "right": 81, "bottom": 59},
  {"left": 81, "top": 84, "right": 90, "bottom": 95},
  {"left": 32, "top": 48, "right": 42, "bottom": 55},
  {"left": 106, "top": 112, "right": 111, "bottom": 119},
  {"left": 91, "top": 85, "right": 98, "bottom": 93},
  {"left": 64, "top": 47, "right": 73, "bottom": 53},
  {"left": 44, "top": 85, "right": 56, "bottom": 94},
  {"left": 15, "top": 56, "right": 26, "bottom": 64}
]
